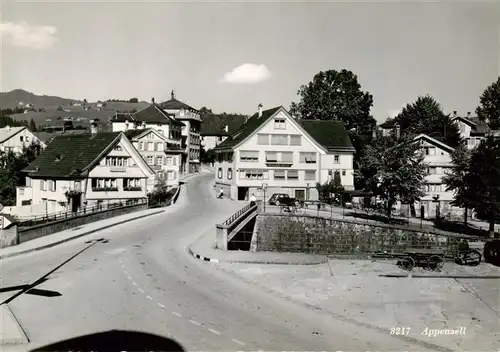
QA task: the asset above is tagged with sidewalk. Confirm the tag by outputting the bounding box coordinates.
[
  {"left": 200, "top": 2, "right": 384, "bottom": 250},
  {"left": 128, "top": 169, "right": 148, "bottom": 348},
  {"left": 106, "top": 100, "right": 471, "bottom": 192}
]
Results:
[
  {"left": 188, "top": 228, "right": 328, "bottom": 265},
  {"left": 0, "top": 304, "right": 28, "bottom": 345},
  {"left": 0, "top": 207, "right": 166, "bottom": 260}
]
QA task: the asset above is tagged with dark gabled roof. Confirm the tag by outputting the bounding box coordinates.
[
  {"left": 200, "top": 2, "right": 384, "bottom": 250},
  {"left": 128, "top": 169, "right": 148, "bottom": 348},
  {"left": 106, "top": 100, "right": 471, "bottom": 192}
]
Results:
[
  {"left": 379, "top": 118, "right": 397, "bottom": 129},
  {"left": 158, "top": 91, "right": 199, "bottom": 113},
  {"left": 133, "top": 104, "right": 184, "bottom": 127},
  {"left": 124, "top": 129, "right": 147, "bottom": 139},
  {"left": 453, "top": 115, "right": 490, "bottom": 136},
  {"left": 23, "top": 132, "right": 121, "bottom": 178},
  {"left": 34, "top": 130, "right": 89, "bottom": 144},
  {"left": 299, "top": 120, "right": 355, "bottom": 151},
  {"left": 200, "top": 113, "right": 247, "bottom": 136},
  {"left": 215, "top": 106, "right": 282, "bottom": 150}
]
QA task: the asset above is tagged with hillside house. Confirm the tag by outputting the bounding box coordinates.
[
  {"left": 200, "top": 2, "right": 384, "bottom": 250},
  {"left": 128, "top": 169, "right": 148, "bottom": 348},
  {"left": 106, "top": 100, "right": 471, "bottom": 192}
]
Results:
[
  {"left": 0, "top": 126, "right": 46, "bottom": 154},
  {"left": 158, "top": 91, "right": 202, "bottom": 174},
  {"left": 213, "top": 105, "right": 355, "bottom": 201},
  {"left": 15, "top": 131, "right": 154, "bottom": 217}
]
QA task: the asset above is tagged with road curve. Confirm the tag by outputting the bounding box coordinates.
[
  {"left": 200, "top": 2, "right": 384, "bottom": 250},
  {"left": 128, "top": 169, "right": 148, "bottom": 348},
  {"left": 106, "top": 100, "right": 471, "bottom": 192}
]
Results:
[{"left": 1, "top": 173, "right": 435, "bottom": 351}]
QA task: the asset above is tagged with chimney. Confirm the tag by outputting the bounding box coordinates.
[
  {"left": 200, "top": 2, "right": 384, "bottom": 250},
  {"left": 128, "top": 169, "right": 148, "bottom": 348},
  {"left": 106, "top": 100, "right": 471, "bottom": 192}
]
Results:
[
  {"left": 141, "top": 121, "right": 147, "bottom": 129},
  {"left": 467, "top": 112, "right": 471, "bottom": 118},
  {"left": 90, "top": 121, "right": 98, "bottom": 134},
  {"left": 224, "top": 125, "right": 228, "bottom": 133},
  {"left": 151, "top": 97, "right": 155, "bottom": 104},
  {"left": 125, "top": 120, "right": 129, "bottom": 131},
  {"left": 453, "top": 111, "right": 457, "bottom": 117},
  {"left": 394, "top": 123, "right": 401, "bottom": 140},
  {"left": 258, "top": 103, "right": 263, "bottom": 118}
]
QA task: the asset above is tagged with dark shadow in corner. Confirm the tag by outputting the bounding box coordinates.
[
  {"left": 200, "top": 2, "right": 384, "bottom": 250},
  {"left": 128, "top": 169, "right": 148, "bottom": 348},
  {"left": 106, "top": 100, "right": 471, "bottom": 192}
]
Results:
[
  {"left": 30, "top": 330, "right": 185, "bottom": 352},
  {"left": 433, "top": 219, "right": 489, "bottom": 238},
  {"left": 179, "top": 181, "right": 186, "bottom": 186},
  {"left": 345, "top": 211, "right": 409, "bottom": 226}
]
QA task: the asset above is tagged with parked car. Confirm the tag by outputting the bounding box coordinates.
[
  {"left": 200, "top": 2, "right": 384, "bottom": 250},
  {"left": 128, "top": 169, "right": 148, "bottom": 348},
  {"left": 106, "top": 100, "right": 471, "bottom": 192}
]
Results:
[{"left": 268, "top": 193, "right": 302, "bottom": 206}]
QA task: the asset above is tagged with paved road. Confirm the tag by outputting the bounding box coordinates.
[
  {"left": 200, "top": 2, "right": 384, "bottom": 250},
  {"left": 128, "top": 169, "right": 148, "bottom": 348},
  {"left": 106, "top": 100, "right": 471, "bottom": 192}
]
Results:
[{"left": 1, "top": 173, "right": 437, "bottom": 351}]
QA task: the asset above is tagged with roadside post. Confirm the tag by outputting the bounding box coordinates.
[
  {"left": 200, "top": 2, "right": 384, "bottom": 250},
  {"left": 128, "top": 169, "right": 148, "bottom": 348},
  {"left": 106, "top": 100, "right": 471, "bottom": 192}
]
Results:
[{"left": 262, "top": 183, "right": 267, "bottom": 212}]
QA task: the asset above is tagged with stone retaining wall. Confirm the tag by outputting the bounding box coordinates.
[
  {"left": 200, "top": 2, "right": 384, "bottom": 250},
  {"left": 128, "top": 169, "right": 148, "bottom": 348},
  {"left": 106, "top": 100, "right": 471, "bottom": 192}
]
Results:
[{"left": 254, "top": 214, "right": 483, "bottom": 255}]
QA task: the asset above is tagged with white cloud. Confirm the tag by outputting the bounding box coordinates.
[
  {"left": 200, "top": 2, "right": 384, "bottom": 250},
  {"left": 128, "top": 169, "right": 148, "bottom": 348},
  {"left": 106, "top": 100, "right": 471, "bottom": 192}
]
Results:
[
  {"left": 0, "top": 21, "right": 58, "bottom": 50},
  {"left": 221, "top": 63, "right": 271, "bottom": 84}
]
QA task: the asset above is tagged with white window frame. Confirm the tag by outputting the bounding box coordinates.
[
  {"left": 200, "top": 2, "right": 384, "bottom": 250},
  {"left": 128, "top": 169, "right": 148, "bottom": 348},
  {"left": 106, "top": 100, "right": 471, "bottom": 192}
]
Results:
[{"left": 274, "top": 118, "right": 286, "bottom": 130}]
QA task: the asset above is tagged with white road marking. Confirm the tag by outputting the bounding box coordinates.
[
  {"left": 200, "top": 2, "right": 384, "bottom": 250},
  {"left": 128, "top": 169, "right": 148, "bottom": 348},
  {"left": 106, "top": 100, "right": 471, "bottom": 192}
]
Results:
[
  {"left": 138, "top": 288, "right": 144, "bottom": 293},
  {"left": 189, "top": 319, "right": 201, "bottom": 326},
  {"left": 158, "top": 303, "right": 166, "bottom": 309},
  {"left": 232, "top": 338, "right": 245, "bottom": 346},
  {"left": 172, "top": 311, "right": 182, "bottom": 317},
  {"left": 208, "top": 328, "right": 221, "bottom": 335},
  {"left": 132, "top": 281, "right": 138, "bottom": 286},
  {"left": 146, "top": 295, "right": 153, "bottom": 300}
]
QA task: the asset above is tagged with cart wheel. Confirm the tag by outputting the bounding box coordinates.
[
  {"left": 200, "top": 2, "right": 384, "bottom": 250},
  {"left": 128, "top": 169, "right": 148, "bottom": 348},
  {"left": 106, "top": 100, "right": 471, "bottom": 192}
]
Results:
[
  {"left": 400, "top": 256, "right": 415, "bottom": 271},
  {"left": 465, "top": 249, "right": 482, "bottom": 266},
  {"left": 428, "top": 255, "right": 444, "bottom": 271}
]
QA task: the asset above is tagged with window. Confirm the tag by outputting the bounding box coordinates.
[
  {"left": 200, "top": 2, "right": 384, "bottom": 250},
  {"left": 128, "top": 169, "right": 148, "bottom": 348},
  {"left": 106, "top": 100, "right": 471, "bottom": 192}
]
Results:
[
  {"left": 146, "top": 156, "right": 154, "bottom": 165},
  {"left": 147, "top": 142, "right": 154, "bottom": 151},
  {"left": 40, "top": 180, "right": 46, "bottom": 191},
  {"left": 305, "top": 170, "right": 316, "bottom": 180},
  {"left": 156, "top": 156, "right": 163, "bottom": 166},
  {"left": 139, "top": 142, "right": 144, "bottom": 151},
  {"left": 240, "top": 151, "right": 259, "bottom": 162},
  {"left": 334, "top": 155, "right": 340, "bottom": 164},
  {"left": 167, "top": 171, "right": 175, "bottom": 180},
  {"left": 290, "top": 135, "right": 302, "bottom": 146},
  {"left": 274, "top": 170, "right": 286, "bottom": 180},
  {"left": 124, "top": 178, "right": 142, "bottom": 190},
  {"left": 74, "top": 181, "right": 81, "bottom": 191},
  {"left": 156, "top": 142, "right": 163, "bottom": 151},
  {"left": 20, "top": 136, "right": 24, "bottom": 142},
  {"left": 157, "top": 171, "right": 165, "bottom": 179},
  {"left": 48, "top": 180, "right": 56, "bottom": 191},
  {"left": 227, "top": 168, "right": 233, "bottom": 180},
  {"left": 274, "top": 118, "right": 286, "bottom": 129},
  {"left": 91, "top": 178, "right": 117, "bottom": 190},
  {"left": 172, "top": 156, "right": 177, "bottom": 166},
  {"left": 266, "top": 152, "right": 278, "bottom": 162},
  {"left": 257, "top": 134, "right": 269, "bottom": 145},
  {"left": 342, "top": 170, "right": 346, "bottom": 176},
  {"left": 157, "top": 129, "right": 164, "bottom": 135},
  {"left": 300, "top": 152, "right": 316, "bottom": 164},
  {"left": 425, "top": 147, "right": 436, "bottom": 156},
  {"left": 26, "top": 177, "right": 31, "bottom": 187},
  {"left": 281, "top": 152, "right": 293, "bottom": 163},
  {"left": 114, "top": 145, "right": 122, "bottom": 151},
  {"left": 218, "top": 167, "right": 222, "bottom": 179},
  {"left": 427, "top": 167, "right": 437, "bottom": 174},
  {"left": 218, "top": 136, "right": 223, "bottom": 142},
  {"left": 240, "top": 169, "right": 268, "bottom": 180},
  {"left": 287, "top": 170, "right": 299, "bottom": 180},
  {"left": 105, "top": 157, "right": 129, "bottom": 166},
  {"left": 165, "top": 156, "right": 173, "bottom": 165},
  {"left": 271, "top": 134, "right": 288, "bottom": 145}
]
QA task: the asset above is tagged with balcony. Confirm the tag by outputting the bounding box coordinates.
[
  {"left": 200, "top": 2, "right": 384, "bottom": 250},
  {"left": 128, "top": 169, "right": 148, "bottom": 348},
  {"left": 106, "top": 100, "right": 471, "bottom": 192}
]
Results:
[
  {"left": 92, "top": 187, "right": 118, "bottom": 192},
  {"left": 123, "top": 186, "right": 142, "bottom": 191},
  {"left": 265, "top": 160, "right": 293, "bottom": 167}
]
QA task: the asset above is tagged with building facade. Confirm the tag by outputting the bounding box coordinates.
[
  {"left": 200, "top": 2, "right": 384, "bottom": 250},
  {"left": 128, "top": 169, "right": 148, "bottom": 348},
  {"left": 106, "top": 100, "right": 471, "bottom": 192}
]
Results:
[
  {"left": 125, "top": 129, "right": 182, "bottom": 192},
  {"left": 200, "top": 113, "right": 247, "bottom": 151},
  {"left": 159, "top": 91, "right": 202, "bottom": 174},
  {"left": 214, "top": 106, "right": 355, "bottom": 201},
  {"left": 15, "top": 132, "right": 154, "bottom": 217}
]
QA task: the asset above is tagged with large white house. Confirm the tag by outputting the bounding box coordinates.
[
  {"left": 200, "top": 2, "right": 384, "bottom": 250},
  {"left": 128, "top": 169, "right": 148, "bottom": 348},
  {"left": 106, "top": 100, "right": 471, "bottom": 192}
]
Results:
[
  {"left": 0, "top": 126, "right": 46, "bottom": 154},
  {"left": 213, "top": 105, "right": 355, "bottom": 201},
  {"left": 452, "top": 111, "right": 489, "bottom": 150},
  {"left": 158, "top": 91, "right": 202, "bottom": 174},
  {"left": 14, "top": 131, "right": 154, "bottom": 217},
  {"left": 125, "top": 128, "right": 182, "bottom": 192}
]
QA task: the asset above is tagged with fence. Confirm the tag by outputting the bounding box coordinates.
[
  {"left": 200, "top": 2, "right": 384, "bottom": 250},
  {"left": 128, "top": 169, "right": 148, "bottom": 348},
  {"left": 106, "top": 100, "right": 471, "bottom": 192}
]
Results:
[
  {"left": 15, "top": 199, "right": 148, "bottom": 228},
  {"left": 222, "top": 203, "right": 255, "bottom": 226},
  {"left": 249, "top": 214, "right": 486, "bottom": 257},
  {"left": 263, "top": 202, "right": 495, "bottom": 238}
]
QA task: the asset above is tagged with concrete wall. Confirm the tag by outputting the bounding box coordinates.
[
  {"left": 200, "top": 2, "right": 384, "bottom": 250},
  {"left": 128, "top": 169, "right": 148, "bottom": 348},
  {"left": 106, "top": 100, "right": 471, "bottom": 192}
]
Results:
[
  {"left": 18, "top": 203, "right": 148, "bottom": 244},
  {"left": 0, "top": 225, "right": 18, "bottom": 249},
  {"left": 253, "top": 214, "right": 482, "bottom": 255}
]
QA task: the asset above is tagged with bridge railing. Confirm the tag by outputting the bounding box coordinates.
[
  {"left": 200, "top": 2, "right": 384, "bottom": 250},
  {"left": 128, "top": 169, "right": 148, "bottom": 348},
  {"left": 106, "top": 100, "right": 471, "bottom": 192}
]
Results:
[{"left": 216, "top": 202, "right": 258, "bottom": 250}]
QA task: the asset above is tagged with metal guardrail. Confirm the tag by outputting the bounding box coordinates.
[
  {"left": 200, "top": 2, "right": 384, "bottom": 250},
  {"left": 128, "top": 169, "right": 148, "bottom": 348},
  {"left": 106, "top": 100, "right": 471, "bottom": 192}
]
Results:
[
  {"left": 16, "top": 199, "right": 148, "bottom": 227},
  {"left": 222, "top": 203, "right": 255, "bottom": 227}
]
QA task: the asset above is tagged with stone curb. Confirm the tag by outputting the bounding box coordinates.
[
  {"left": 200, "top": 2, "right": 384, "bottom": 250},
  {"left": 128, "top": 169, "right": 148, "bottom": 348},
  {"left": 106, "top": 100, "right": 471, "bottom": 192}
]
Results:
[
  {"left": 0, "top": 210, "right": 165, "bottom": 260},
  {"left": 0, "top": 304, "right": 29, "bottom": 345},
  {"left": 187, "top": 246, "right": 328, "bottom": 265}
]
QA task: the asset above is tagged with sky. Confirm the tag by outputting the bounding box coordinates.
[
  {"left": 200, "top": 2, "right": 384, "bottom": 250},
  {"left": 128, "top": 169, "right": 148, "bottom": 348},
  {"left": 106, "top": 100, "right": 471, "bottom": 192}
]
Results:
[{"left": 1, "top": 0, "right": 499, "bottom": 121}]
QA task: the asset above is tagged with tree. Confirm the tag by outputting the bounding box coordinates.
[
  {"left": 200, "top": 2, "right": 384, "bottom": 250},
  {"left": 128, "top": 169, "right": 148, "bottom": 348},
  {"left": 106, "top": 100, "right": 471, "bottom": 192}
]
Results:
[
  {"left": 29, "top": 119, "right": 37, "bottom": 132},
  {"left": 394, "top": 95, "right": 462, "bottom": 148},
  {"left": 0, "top": 142, "right": 41, "bottom": 205},
  {"left": 316, "top": 171, "right": 344, "bottom": 204},
  {"left": 476, "top": 77, "right": 500, "bottom": 130},
  {"left": 289, "top": 69, "right": 376, "bottom": 135},
  {"left": 360, "top": 134, "right": 427, "bottom": 218},
  {"left": 129, "top": 97, "right": 139, "bottom": 103},
  {"left": 200, "top": 146, "right": 216, "bottom": 164},
  {"left": 463, "top": 136, "right": 500, "bottom": 238},
  {"left": 442, "top": 145, "right": 472, "bottom": 225}
]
